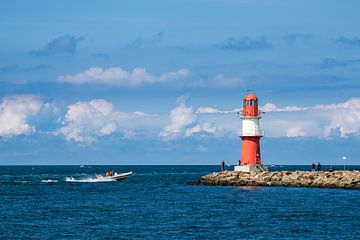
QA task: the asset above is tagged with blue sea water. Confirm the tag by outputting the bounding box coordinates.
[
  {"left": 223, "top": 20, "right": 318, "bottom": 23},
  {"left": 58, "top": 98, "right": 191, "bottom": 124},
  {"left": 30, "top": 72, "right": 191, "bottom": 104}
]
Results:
[{"left": 0, "top": 165, "right": 360, "bottom": 239}]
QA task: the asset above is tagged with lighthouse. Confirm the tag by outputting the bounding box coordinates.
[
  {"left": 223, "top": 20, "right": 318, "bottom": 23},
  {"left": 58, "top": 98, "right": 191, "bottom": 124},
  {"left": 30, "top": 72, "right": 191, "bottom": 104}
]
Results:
[{"left": 234, "top": 93, "right": 267, "bottom": 173}]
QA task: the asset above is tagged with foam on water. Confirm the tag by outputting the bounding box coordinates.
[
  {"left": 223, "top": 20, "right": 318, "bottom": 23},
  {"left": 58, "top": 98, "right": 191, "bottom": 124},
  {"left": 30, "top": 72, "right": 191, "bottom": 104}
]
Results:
[
  {"left": 14, "top": 180, "right": 31, "bottom": 183},
  {"left": 41, "top": 179, "right": 58, "bottom": 183},
  {"left": 65, "top": 176, "right": 116, "bottom": 183}
]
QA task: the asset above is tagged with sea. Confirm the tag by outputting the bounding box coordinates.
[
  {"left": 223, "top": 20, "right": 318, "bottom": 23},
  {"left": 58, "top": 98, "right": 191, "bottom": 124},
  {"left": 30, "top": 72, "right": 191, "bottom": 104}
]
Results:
[{"left": 1, "top": 165, "right": 359, "bottom": 239}]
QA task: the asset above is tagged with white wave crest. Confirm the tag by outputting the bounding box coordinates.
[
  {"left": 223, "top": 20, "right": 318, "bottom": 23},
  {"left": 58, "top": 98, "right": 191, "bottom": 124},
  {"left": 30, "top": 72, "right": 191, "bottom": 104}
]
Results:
[
  {"left": 65, "top": 176, "right": 116, "bottom": 183},
  {"left": 41, "top": 179, "right": 58, "bottom": 183}
]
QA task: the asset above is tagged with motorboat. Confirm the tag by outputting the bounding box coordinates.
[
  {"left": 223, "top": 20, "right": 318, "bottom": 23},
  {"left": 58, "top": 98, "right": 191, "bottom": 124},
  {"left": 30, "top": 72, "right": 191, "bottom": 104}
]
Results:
[
  {"left": 110, "top": 171, "right": 133, "bottom": 180},
  {"left": 96, "top": 171, "right": 133, "bottom": 181}
]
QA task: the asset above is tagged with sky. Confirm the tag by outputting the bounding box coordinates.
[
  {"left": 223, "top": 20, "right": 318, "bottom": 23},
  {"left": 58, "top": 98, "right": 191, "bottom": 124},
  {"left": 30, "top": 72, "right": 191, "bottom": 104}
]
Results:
[{"left": 0, "top": 0, "right": 360, "bottom": 165}]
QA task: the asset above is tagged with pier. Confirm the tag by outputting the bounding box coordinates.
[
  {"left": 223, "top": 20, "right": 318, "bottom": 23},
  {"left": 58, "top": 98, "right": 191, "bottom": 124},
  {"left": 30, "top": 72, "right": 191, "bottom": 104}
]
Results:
[{"left": 189, "top": 170, "right": 360, "bottom": 189}]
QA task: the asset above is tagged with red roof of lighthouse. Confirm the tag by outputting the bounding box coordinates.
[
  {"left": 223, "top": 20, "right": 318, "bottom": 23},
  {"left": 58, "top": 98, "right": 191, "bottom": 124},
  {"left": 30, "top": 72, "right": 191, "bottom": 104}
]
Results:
[{"left": 243, "top": 93, "right": 258, "bottom": 100}]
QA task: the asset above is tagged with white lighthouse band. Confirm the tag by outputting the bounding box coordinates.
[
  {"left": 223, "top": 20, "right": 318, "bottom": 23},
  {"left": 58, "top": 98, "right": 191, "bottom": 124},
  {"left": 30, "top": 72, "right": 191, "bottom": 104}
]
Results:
[{"left": 239, "top": 117, "right": 264, "bottom": 137}]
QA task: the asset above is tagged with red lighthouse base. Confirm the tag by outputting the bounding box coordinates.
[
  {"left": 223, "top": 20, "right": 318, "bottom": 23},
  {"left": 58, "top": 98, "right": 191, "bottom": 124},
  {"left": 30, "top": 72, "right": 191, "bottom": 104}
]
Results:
[
  {"left": 236, "top": 136, "right": 267, "bottom": 173},
  {"left": 241, "top": 136, "right": 261, "bottom": 165}
]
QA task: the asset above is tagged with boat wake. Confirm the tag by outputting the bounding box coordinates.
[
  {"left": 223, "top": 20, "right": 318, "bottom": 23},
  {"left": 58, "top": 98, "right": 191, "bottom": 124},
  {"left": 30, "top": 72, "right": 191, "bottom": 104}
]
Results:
[
  {"left": 65, "top": 176, "right": 116, "bottom": 183},
  {"left": 41, "top": 179, "right": 58, "bottom": 183}
]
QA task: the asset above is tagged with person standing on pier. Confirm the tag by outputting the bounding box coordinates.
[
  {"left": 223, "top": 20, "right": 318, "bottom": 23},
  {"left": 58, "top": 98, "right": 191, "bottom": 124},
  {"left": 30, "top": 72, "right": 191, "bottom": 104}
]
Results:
[
  {"left": 221, "top": 161, "right": 225, "bottom": 171},
  {"left": 311, "top": 162, "right": 315, "bottom": 172},
  {"left": 317, "top": 162, "right": 321, "bottom": 172}
]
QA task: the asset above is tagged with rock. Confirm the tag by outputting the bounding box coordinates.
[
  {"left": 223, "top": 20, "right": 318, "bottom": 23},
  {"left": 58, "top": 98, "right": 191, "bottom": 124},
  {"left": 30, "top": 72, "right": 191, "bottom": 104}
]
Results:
[{"left": 189, "top": 170, "right": 360, "bottom": 189}]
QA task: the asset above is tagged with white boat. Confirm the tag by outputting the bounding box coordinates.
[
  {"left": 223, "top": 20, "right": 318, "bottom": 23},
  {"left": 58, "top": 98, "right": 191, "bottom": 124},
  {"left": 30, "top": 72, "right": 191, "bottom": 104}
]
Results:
[
  {"left": 110, "top": 171, "right": 133, "bottom": 181},
  {"left": 96, "top": 171, "right": 133, "bottom": 181}
]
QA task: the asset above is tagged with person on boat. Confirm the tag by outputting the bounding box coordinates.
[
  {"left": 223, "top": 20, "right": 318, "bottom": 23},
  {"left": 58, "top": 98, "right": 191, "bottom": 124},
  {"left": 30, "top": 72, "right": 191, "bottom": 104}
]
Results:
[{"left": 106, "top": 171, "right": 111, "bottom": 177}]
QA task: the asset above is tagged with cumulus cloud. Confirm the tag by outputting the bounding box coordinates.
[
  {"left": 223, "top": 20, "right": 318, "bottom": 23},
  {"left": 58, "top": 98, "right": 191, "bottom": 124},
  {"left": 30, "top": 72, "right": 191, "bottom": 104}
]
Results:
[
  {"left": 273, "top": 99, "right": 360, "bottom": 138},
  {"left": 321, "top": 98, "right": 360, "bottom": 137},
  {"left": 216, "top": 37, "right": 270, "bottom": 51},
  {"left": 31, "top": 35, "right": 85, "bottom": 56},
  {"left": 160, "top": 102, "right": 196, "bottom": 138},
  {"left": 55, "top": 99, "right": 119, "bottom": 143},
  {"left": 55, "top": 99, "right": 157, "bottom": 143},
  {"left": 161, "top": 101, "right": 227, "bottom": 139},
  {"left": 0, "top": 95, "right": 43, "bottom": 137},
  {"left": 57, "top": 67, "right": 190, "bottom": 86},
  {"left": 185, "top": 122, "right": 216, "bottom": 137}
]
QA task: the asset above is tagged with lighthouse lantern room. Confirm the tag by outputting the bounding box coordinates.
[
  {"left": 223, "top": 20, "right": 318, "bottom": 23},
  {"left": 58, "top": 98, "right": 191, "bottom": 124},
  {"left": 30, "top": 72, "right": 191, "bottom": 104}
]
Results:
[{"left": 234, "top": 93, "right": 268, "bottom": 173}]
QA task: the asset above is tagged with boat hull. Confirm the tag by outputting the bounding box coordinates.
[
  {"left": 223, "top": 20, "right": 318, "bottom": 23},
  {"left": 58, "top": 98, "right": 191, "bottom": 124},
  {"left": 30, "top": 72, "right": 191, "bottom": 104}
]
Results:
[{"left": 109, "top": 171, "right": 133, "bottom": 181}]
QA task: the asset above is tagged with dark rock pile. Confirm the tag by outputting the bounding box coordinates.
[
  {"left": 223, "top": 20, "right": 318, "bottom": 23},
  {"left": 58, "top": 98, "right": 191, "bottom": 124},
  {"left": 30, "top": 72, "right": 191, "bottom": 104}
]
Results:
[{"left": 189, "top": 170, "right": 360, "bottom": 189}]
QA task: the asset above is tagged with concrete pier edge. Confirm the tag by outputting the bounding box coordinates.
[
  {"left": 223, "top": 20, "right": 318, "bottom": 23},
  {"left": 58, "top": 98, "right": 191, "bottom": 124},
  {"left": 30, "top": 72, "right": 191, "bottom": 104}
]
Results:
[{"left": 188, "top": 170, "right": 360, "bottom": 189}]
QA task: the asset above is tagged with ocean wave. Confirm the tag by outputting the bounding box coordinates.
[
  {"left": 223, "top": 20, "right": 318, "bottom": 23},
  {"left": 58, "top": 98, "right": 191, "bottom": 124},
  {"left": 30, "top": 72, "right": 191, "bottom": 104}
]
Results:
[
  {"left": 65, "top": 176, "right": 116, "bottom": 183},
  {"left": 14, "top": 180, "right": 31, "bottom": 183},
  {"left": 41, "top": 179, "right": 58, "bottom": 183}
]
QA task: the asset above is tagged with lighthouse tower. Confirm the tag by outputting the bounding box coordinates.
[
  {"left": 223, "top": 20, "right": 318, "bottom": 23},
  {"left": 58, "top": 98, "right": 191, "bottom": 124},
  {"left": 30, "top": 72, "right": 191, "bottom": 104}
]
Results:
[{"left": 234, "top": 93, "right": 267, "bottom": 173}]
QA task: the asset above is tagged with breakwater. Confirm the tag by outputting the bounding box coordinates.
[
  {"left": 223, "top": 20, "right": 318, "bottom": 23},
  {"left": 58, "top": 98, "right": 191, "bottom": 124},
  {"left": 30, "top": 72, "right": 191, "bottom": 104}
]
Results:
[{"left": 190, "top": 170, "right": 360, "bottom": 189}]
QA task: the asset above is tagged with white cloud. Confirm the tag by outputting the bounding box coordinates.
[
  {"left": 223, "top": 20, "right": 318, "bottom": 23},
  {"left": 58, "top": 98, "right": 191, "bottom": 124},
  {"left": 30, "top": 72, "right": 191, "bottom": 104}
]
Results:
[
  {"left": 55, "top": 99, "right": 158, "bottom": 143},
  {"left": 55, "top": 99, "right": 121, "bottom": 143},
  {"left": 192, "top": 97, "right": 360, "bottom": 138},
  {"left": 196, "top": 107, "right": 239, "bottom": 114},
  {"left": 0, "top": 95, "right": 43, "bottom": 137},
  {"left": 133, "top": 111, "right": 158, "bottom": 117},
  {"left": 161, "top": 102, "right": 225, "bottom": 139},
  {"left": 322, "top": 98, "right": 360, "bottom": 137},
  {"left": 57, "top": 67, "right": 190, "bottom": 86},
  {"left": 160, "top": 102, "right": 196, "bottom": 138},
  {"left": 262, "top": 98, "right": 360, "bottom": 137},
  {"left": 185, "top": 122, "right": 217, "bottom": 136},
  {"left": 262, "top": 120, "right": 321, "bottom": 138},
  {"left": 261, "top": 103, "right": 307, "bottom": 112},
  {"left": 261, "top": 103, "right": 277, "bottom": 112}
]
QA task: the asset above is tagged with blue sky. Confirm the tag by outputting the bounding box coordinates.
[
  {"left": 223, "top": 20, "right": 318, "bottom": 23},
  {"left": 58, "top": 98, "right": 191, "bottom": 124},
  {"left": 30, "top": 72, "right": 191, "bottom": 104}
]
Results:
[{"left": 1, "top": 0, "right": 360, "bottom": 165}]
